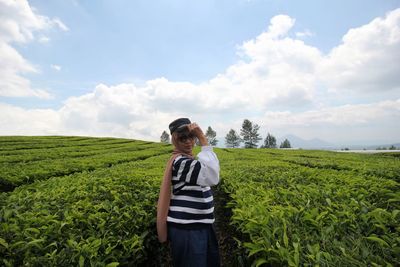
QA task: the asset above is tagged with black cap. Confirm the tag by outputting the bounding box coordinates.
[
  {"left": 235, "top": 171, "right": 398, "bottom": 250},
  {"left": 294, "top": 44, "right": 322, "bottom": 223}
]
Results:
[{"left": 169, "top": 118, "right": 191, "bottom": 134}]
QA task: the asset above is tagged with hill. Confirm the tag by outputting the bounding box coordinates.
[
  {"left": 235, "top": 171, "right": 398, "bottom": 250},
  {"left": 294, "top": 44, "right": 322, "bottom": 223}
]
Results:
[
  {"left": 278, "top": 134, "right": 334, "bottom": 149},
  {"left": 0, "top": 136, "right": 399, "bottom": 266}
]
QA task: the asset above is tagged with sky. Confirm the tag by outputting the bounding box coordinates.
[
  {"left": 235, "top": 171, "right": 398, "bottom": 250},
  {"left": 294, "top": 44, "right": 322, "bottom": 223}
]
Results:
[{"left": 0, "top": 0, "right": 400, "bottom": 147}]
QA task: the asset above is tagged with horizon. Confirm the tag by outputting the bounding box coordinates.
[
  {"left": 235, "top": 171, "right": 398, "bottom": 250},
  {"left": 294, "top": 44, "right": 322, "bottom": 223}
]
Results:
[
  {"left": 1, "top": 133, "right": 399, "bottom": 150},
  {"left": 1, "top": 0, "right": 399, "bottom": 145}
]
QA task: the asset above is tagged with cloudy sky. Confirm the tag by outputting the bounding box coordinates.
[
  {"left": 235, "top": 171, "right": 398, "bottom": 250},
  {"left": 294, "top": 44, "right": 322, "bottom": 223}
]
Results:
[{"left": 1, "top": 0, "right": 399, "bottom": 146}]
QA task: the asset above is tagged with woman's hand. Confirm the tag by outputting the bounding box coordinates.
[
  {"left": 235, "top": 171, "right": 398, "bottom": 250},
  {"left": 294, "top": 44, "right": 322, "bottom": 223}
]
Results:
[
  {"left": 187, "top": 123, "right": 203, "bottom": 136},
  {"left": 188, "top": 123, "right": 208, "bottom": 146}
]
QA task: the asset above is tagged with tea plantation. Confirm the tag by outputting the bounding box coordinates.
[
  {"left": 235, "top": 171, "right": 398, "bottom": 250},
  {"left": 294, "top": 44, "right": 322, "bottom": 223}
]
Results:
[{"left": 0, "top": 136, "right": 399, "bottom": 266}]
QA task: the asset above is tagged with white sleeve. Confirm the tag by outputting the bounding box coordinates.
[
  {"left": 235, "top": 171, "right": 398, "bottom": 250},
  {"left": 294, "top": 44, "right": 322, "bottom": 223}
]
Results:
[{"left": 196, "top": 146, "right": 220, "bottom": 186}]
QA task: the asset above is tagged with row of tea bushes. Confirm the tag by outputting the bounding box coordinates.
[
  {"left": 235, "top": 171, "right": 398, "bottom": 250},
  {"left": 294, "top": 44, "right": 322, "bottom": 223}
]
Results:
[
  {"left": 218, "top": 148, "right": 400, "bottom": 266},
  {"left": 0, "top": 136, "right": 130, "bottom": 152},
  {"left": 1, "top": 137, "right": 399, "bottom": 266},
  {"left": 0, "top": 142, "right": 171, "bottom": 190},
  {"left": 0, "top": 153, "right": 170, "bottom": 266},
  {"left": 0, "top": 141, "right": 148, "bottom": 163}
]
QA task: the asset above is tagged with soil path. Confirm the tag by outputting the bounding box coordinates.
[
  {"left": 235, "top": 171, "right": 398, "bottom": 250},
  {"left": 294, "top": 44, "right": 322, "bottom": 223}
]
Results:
[{"left": 213, "top": 184, "right": 248, "bottom": 267}]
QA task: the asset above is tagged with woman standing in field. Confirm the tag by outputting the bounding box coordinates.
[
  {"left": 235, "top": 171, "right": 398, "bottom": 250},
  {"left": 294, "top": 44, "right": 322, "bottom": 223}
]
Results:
[{"left": 157, "top": 118, "right": 221, "bottom": 267}]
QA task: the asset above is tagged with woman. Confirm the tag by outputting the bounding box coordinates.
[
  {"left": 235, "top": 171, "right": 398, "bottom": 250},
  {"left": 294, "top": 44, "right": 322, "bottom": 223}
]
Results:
[{"left": 157, "top": 118, "right": 221, "bottom": 267}]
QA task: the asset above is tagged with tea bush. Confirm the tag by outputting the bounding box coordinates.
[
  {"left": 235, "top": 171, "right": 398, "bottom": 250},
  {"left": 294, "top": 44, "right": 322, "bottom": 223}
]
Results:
[{"left": 1, "top": 137, "right": 399, "bottom": 266}]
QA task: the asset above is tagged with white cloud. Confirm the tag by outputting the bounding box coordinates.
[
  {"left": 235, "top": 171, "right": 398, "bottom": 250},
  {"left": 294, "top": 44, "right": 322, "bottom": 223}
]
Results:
[
  {"left": 296, "top": 29, "right": 314, "bottom": 38},
  {"left": 320, "top": 8, "right": 400, "bottom": 93},
  {"left": 0, "top": 0, "right": 67, "bottom": 98},
  {"left": 267, "top": 15, "right": 295, "bottom": 39},
  {"left": 214, "top": 14, "right": 322, "bottom": 109},
  {"left": 0, "top": 0, "right": 48, "bottom": 43},
  {"left": 50, "top": 18, "right": 69, "bottom": 32},
  {"left": 38, "top": 35, "right": 50, "bottom": 43},
  {"left": 1, "top": 96, "right": 398, "bottom": 144},
  {"left": 0, "top": 9, "right": 399, "bottom": 145},
  {"left": 258, "top": 99, "right": 400, "bottom": 144},
  {"left": 0, "top": 42, "right": 51, "bottom": 98},
  {"left": 262, "top": 99, "right": 400, "bottom": 127},
  {"left": 0, "top": 103, "right": 61, "bottom": 135},
  {"left": 51, "top": 64, "right": 61, "bottom": 71}
]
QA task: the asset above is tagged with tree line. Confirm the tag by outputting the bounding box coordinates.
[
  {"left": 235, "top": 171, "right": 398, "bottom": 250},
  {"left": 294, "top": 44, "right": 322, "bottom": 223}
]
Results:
[{"left": 160, "top": 119, "right": 291, "bottom": 149}]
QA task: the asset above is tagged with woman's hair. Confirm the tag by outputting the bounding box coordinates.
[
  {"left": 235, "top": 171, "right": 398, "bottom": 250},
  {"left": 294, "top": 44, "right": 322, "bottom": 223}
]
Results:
[{"left": 171, "top": 132, "right": 179, "bottom": 147}]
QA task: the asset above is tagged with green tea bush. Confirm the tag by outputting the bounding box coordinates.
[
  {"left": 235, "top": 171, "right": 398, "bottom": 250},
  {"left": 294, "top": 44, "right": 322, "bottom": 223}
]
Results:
[
  {"left": 1, "top": 154, "right": 169, "bottom": 266},
  {"left": 0, "top": 141, "right": 171, "bottom": 189},
  {"left": 217, "top": 148, "right": 400, "bottom": 266},
  {"left": 1, "top": 137, "right": 399, "bottom": 266}
]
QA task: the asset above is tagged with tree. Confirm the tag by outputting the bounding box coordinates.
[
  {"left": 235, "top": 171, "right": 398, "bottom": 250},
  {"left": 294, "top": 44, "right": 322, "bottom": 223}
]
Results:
[
  {"left": 205, "top": 126, "right": 218, "bottom": 146},
  {"left": 262, "top": 133, "right": 277, "bottom": 148},
  {"left": 240, "top": 119, "right": 262, "bottom": 148},
  {"left": 160, "top": 130, "right": 170, "bottom": 144},
  {"left": 280, "top": 138, "right": 291, "bottom": 148},
  {"left": 225, "top": 129, "right": 242, "bottom": 148}
]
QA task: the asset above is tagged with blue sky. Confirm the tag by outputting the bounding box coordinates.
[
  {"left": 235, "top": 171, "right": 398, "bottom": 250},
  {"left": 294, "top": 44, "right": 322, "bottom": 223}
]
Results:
[{"left": 1, "top": 0, "right": 400, "bottom": 146}]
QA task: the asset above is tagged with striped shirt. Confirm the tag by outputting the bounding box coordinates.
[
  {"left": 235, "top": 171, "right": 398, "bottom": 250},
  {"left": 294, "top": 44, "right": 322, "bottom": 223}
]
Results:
[{"left": 167, "top": 146, "right": 220, "bottom": 225}]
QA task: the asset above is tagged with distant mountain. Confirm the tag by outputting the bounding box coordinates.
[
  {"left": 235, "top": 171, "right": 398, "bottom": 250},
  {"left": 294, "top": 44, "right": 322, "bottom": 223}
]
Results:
[
  {"left": 345, "top": 143, "right": 400, "bottom": 150},
  {"left": 278, "top": 134, "right": 335, "bottom": 149},
  {"left": 216, "top": 133, "right": 399, "bottom": 150}
]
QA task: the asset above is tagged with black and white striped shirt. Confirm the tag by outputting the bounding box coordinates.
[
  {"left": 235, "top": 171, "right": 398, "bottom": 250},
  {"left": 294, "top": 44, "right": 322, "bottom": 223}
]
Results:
[{"left": 167, "top": 146, "right": 220, "bottom": 225}]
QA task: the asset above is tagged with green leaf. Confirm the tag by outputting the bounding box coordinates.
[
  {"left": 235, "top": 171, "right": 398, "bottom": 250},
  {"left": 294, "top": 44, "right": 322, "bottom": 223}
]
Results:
[
  {"left": 105, "top": 263, "right": 120, "bottom": 267},
  {"left": 248, "top": 247, "right": 265, "bottom": 257},
  {"left": 3, "top": 209, "right": 13, "bottom": 220},
  {"left": 10, "top": 240, "right": 25, "bottom": 249},
  {"left": 44, "top": 241, "right": 58, "bottom": 250},
  {"left": 25, "top": 228, "right": 40, "bottom": 234},
  {"left": 79, "top": 255, "right": 85, "bottom": 267},
  {"left": 0, "top": 238, "right": 9, "bottom": 249},
  {"left": 293, "top": 242, "right": 300, "bottom": 266},
  {"left": 67, "top": 239, "right": 77, "bottom": 248},
  {"left": 316, "top": 251, "right": 321, "bottom": 262},
  {"left": 27, "top": 239, "right": 45, "bottom": 249},
  {"left": 287, "top": 258, "right": 295, "bottom": 267},
  {"left": 91, "top": 239, "right": 102, "bottom": 249},
  {"left": 316, "top": 211, "right": 328, "bottom": 222},
  {"left": 254, "top": 258, "right": 268, "bottom": 267},
  {"left": 105, "top": 244, "right": 117, "bottom": 255},
  {"left": 366, "top": 236, "right": 390, "bottom": 247},
  {"left": 392, "top": 209, "right": 399, "bottom": 218},
  {"left": 326, "top": 198, "right": 332, "bottom": 206},
  {"left": 283, "top": 231, "right": 289, "bottom": 248}
]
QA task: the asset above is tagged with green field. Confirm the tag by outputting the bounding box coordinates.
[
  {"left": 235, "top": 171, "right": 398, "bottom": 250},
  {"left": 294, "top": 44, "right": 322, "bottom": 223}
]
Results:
[{"left": 0, "top": 136, "right": 399, "bottom": 266}]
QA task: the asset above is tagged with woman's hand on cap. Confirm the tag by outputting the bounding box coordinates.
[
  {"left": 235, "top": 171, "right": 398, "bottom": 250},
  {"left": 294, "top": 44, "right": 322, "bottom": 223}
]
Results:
[
  {"left": 188, "top": 123, "right": 208, "bottom": 146},
  {"left": 188, "top": 123, "right": 202, "bottom": 136}
]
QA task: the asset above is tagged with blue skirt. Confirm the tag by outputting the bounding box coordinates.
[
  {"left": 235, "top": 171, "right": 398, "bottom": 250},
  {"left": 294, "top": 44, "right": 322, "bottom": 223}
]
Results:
[{"left": 167, "top": 223, "right": 220, "bottom": 267}]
